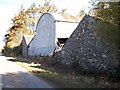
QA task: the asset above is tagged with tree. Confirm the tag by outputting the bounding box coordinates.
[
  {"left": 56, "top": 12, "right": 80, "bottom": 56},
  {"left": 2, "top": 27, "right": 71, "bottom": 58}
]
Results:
[
  {"left": 5, "top": 6, "right": 30, "bottom": 48},
  {"left": 25, "top": 1, "right": 58, "bottom": 32},
  {"left": 4, "top": 1, "right": 58, "bottom": 56},
  {"left": 90, "top": 0, "right": 119, "bottom": 25},
  {"left": 26, "top": 3, "right": 41, "bottom": 32},
  {"left": 39, "top": 0, "right": 57, "bottom": 14},
  {"left": 5, "top": 1, "right": 58, "bottom": 49}
]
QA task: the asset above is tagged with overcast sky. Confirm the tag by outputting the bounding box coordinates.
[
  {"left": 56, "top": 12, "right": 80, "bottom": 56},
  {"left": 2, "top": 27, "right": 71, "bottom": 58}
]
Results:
[{"left": 0, "top": 0, "right": 91, "bottom": 47}]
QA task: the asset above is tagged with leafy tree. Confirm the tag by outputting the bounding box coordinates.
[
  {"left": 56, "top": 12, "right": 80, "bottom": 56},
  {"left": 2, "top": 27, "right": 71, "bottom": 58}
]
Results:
[
  {"left": 26, "top": 3, "right": 41, "bottom": 32},
  {"left": 39, "top": 0, "right": 57, "bottom": 14},
  {"left": 5, "top": 6, "right": 30, "bottom": 48},
  {"left": 89, "top": 1, "right": 120, "bottom": 61},
  {"left": 90, "top": 0, "right": 119, "bottom": 25},
  {"left": 25, "top": 1, "right": 58, "bottom": 32}
]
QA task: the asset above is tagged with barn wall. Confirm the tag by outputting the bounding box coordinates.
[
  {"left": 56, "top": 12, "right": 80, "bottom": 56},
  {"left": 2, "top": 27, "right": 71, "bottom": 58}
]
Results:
[
  {"left": 22, "top": 37, "right": 28, "bottom": 58},
  {"left": 28, "top": 13, "right": 56, "bottom": 56},
  {"left": 55, "top": 22, "right": 79, "bottom": 38},
  {"left": 54, "top": 15, "right": 119, "bottom": 75}
]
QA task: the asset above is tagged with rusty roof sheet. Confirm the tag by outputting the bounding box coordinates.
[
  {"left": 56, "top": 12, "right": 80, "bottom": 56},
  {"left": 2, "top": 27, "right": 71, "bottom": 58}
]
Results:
[
  {"left": 51, "top": 13, "right": 84, "bottom": 38},
  {"left": 51, "top": 13, "right": 83, "bottom": 22}
]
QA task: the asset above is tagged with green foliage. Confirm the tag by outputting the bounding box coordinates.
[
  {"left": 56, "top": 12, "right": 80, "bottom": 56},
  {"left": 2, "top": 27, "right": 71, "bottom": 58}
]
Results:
[
  {"left": 4, "top": 45, "right": 22, "bottom": 57},
  {"left": 91, "top": 1, "right": 119, "bottom": 25},
  {"left": 96, "top": 18, "right": 118, "bottom": 45},
  {"left": 98, "top": 2, "right": 118, "bottom": 24},
  {"left": 90, "top": 0, "right": 119, "bottom": 50}
]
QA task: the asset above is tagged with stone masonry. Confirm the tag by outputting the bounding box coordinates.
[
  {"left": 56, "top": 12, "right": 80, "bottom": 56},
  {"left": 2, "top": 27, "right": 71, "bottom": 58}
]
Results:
[{"left": 54, "top": 15, "right": 119, "bottom": 75}]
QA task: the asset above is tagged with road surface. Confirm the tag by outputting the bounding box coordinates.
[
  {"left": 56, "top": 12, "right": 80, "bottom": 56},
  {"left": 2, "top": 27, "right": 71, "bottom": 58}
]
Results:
[{"left": 0, "top": 56, "right": 55, "bottom": 88}]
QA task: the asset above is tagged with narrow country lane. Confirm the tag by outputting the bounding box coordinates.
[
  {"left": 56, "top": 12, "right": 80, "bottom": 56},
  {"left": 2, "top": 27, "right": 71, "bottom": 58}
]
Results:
[{"left": 0, "top": 56, "right": 54, "bottom": 88}]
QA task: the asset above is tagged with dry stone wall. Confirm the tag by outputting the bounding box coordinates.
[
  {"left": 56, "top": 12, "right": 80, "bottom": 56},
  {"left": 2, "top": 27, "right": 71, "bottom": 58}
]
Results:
[{"left": 54, "top": 15, "right": 119, "bottom": 76}]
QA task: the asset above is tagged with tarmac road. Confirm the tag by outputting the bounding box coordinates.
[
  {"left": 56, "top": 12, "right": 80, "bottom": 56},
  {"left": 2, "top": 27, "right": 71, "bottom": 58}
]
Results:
[{"left": 0, "top": 56, "right": 54, "bottom": 88}]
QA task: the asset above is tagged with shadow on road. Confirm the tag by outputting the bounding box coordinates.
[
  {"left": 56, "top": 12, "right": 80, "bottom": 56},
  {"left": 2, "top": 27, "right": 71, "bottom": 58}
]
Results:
[
  {"left": 0, "top": 56, "right": 55, "bottom": 89},
  {"left": 1, "top": 71, "right": 54, "bottom": 88}
]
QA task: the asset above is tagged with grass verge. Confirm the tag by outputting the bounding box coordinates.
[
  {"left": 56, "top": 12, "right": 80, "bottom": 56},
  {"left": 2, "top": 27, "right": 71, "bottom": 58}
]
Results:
[{"left": 11, "top": 57, "right": 120, "bottom": 88}]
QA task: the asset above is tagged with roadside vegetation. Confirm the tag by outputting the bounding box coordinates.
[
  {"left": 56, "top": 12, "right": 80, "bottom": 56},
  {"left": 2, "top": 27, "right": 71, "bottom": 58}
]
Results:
[{"left": 8, "top": 56, "right": 120, "bottom": 88}]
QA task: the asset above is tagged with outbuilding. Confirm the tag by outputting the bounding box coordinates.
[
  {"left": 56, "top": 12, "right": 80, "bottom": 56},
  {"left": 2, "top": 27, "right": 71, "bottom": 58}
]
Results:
[
  {"left": 22, "top": 34, "right": 35, "bottom": 58},
  {"left": 22, "top": 13, "right": 83, "bottom": 57}
]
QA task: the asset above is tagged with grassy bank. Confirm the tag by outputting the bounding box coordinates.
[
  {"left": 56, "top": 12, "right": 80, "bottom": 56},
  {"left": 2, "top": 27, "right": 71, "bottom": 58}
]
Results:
[{"left": 10, "top": 57, "right": 120, "bottom": 88}]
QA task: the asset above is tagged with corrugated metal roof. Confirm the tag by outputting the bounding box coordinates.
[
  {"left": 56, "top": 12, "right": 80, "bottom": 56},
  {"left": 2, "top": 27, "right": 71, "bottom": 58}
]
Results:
[
  {"left": 51, "top": 13, "right": 83, "bottom": 23},
  {"left": 23, "top": 35, "right": 35, "bottom": 45},
  {"left": 51, "top": 13, "right": 84, "bottom": 38}
]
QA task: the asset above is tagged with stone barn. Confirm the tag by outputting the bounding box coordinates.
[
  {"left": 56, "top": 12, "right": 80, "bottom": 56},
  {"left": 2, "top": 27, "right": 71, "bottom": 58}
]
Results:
[
  {"left": 54, "top": 15, "right": 119, "bottom": 76},
  {"left": 22, "top": 13, "right": 83, "bottom": 57}
]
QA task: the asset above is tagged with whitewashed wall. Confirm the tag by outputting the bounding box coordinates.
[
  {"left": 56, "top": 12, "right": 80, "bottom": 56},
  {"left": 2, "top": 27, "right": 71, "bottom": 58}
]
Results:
[
  {"left": 28, "top": 13, "right": 56, "bottom": 56},
  {"left": 56, "top": 22, "right": 79, "bottom": 38}
]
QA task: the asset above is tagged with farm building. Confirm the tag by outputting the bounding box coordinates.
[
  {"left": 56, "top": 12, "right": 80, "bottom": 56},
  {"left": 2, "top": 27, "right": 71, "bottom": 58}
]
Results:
[
  {"left": 54, "top": 15, "right": 119, "bottom": 75},
  {"left": 22, "top": 35, "right": 35, "bottom": 58},
  {"left": 22, "top": 13, "right": 83, "bottom": 57}
]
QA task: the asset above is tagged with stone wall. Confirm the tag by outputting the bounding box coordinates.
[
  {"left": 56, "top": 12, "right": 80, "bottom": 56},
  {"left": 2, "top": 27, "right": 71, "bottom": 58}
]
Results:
[{"left": 54, "top": 15, "right": 119, "bottom": 76}]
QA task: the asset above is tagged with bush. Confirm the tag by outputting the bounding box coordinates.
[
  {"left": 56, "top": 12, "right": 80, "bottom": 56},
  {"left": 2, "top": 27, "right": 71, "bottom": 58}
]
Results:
[{"left": 4, "top": 45, "right": 22, "bottom": 57}]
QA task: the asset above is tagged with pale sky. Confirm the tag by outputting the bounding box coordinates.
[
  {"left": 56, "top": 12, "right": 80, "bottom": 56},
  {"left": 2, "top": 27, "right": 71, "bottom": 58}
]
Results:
[{"left": 0, "top": 0, "right": 91, "bottom": 47}]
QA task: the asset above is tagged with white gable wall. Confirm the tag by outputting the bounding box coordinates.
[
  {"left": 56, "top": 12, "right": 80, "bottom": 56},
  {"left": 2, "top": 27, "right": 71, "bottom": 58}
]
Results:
[
  {"left": 28, "top": 13, "right": 56, "bottom": 56},
  {"left": 27, "top": 13, "right": 83, "bottom": 56}
]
